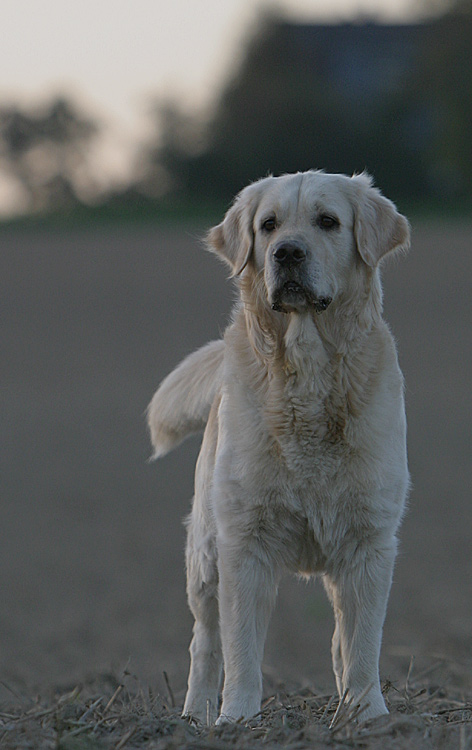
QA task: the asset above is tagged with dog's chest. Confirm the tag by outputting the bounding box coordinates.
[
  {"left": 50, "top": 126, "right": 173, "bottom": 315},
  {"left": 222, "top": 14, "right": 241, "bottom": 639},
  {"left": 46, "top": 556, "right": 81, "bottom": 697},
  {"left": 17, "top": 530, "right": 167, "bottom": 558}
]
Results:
[{"left": 263, "top": 363, "right": 355, "bottom": 477}]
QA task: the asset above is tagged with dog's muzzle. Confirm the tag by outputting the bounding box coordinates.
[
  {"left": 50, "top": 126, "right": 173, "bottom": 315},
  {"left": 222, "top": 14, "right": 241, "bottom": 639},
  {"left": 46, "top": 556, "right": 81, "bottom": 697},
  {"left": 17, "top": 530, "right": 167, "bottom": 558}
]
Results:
[
  {"left": 269, "top": 242, "right": 332, "bottom": 314},
  {"left": 271, "top": 288, "right": 332, "bottom": 314}
]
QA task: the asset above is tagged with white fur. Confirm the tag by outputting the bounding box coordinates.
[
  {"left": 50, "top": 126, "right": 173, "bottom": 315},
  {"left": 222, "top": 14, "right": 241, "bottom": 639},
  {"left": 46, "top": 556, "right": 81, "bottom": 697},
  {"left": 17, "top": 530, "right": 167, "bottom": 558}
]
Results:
[
  {"left": 147, "top": 339, "right": 224, "bottom": 459},
  {"left": 148, "top": 171, "right": 410, "bottom": 725}
]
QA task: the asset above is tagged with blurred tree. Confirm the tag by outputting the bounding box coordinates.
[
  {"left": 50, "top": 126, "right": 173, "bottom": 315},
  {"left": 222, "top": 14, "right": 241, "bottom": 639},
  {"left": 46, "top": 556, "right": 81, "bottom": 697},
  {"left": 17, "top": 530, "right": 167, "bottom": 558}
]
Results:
[
  {"left": 139, "top": 100, "right": 208, "bottom": 199},
  {"left": 140, "top": 8, "right": 472, "bottom": 210},
  {"left": 411, "top": 7, "right": 472, "bottom": 199},
  {"left": 142, "top": 15, "right": 364, "bottom": 203},
  {"left": 446, "top": 0, "right": 472, "bottom": 11},
  {"left": 0, "top": 97, "right": 100, "bottom": 212}
]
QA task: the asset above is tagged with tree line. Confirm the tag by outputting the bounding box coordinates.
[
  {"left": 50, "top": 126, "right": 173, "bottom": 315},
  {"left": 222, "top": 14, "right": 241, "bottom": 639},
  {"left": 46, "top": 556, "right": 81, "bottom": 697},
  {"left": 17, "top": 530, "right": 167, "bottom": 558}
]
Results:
[{"left": 1, "top": 1, "right": 471, "bottom": 218}]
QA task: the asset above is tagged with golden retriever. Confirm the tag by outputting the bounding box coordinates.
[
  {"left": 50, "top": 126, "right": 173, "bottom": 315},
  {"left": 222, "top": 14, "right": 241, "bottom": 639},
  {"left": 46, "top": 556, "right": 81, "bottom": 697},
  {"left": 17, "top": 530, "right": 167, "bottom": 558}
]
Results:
[{"left": 148, "top": 170, "right": 410, "bottom": 724}]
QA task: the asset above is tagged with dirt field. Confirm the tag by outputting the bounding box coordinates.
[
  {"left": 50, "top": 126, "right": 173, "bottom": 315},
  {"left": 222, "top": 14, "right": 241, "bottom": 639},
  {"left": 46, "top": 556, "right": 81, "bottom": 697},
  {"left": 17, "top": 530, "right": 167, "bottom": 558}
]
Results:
[{"left": 1, "top": 218, "right": 471, "bottom": 744}]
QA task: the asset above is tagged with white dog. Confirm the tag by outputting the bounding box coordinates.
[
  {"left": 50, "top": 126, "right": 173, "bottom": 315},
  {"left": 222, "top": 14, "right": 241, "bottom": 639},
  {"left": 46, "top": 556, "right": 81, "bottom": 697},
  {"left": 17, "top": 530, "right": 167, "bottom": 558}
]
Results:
[{"left": 148, "top": 171, "right": 410, "bottom": 724}]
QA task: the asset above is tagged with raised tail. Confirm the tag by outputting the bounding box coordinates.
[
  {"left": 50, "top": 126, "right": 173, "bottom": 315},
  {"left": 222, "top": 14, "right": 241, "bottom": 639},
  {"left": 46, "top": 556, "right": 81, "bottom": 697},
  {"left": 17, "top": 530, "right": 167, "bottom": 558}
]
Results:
[{"left": 147, "top": 339, "right": 225, "bottom": 459}]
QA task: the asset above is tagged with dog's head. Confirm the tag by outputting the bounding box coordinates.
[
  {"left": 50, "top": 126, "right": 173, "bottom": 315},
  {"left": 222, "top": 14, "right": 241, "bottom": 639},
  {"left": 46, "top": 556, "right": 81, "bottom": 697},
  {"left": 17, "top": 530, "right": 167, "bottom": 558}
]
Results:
[{"left": 207, "top": 171, "right": 410, "bottom": 315}]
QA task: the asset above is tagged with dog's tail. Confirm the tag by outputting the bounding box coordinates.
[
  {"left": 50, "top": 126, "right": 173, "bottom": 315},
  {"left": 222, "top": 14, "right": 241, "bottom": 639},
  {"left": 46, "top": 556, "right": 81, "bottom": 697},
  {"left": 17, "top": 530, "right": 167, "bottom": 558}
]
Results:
[{"left": 147, "top": 339, "right": 225, "bottom": 459}]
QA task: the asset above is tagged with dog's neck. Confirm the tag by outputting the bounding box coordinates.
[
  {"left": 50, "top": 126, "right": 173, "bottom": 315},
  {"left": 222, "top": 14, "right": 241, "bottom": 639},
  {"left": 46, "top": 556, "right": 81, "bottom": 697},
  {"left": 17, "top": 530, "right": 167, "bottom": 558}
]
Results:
[
  {"left": 238, "top": 268, "right": 384, "bottom": 378},
  {"left": 229, "top": 299, "right": 386, "bottom": 443},
  {"left": 281, "top": 314, "right": 329, "bottom": 380}
]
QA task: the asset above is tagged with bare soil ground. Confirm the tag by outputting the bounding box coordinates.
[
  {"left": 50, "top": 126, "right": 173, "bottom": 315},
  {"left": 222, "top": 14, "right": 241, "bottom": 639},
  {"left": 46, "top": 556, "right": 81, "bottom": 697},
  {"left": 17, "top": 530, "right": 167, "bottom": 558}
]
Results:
[
  {"left": 1, "top": 659, "right": 471, "bottom": 748},
  {"left": 1, "top": 219, "right": 471, "bottom": 747}
]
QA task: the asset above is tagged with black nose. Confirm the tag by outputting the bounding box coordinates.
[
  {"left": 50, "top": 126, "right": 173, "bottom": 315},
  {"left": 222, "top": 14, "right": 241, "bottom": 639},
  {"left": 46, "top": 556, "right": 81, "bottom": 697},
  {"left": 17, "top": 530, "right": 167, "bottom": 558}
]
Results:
[{"left": 273, "top": 242, "right": 306, "bottom": 266}]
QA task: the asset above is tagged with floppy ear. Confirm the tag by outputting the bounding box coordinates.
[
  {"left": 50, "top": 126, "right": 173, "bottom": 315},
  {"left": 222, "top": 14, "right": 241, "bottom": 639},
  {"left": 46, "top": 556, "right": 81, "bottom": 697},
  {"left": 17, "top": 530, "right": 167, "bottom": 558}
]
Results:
[
  {"left": 206, "top": 182, "right": 261, "bottom": 277},
  {"left": 351, "top": 173, "right": 410, "bottom": 267}
]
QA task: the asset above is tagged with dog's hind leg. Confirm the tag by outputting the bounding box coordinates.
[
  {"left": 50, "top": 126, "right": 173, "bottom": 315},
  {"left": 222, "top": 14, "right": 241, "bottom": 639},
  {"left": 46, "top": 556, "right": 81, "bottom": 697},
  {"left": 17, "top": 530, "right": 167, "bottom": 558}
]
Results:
[
  {"left": 183, "top": 514, "right": 221, "bottom": 723},
  {"left": 182, "top": 406, "right": 222, "bottom": 724}
]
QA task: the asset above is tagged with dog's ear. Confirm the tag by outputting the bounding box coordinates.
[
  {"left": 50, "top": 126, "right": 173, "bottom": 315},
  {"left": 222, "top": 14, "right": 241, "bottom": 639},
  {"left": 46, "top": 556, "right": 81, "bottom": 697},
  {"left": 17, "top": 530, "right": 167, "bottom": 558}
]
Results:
[
  {"left": 351, "top": 173, "right": 410, "bottom": 267},
  {"left": 207, "top": 182, "right": 261, "bottom": 277}
]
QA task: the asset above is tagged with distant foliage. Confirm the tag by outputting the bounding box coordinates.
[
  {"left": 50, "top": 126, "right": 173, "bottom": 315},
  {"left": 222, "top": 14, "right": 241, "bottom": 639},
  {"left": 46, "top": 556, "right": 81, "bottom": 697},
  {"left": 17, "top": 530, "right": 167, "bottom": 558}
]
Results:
[
  {"left": 140, "top": 7, "right": 472, "bottom": 210},
  {"left": 0, "top": 97, "right": 99, "bottom": 213},
  {"left": 1, "top": 3, "right": 471, "bottom": 218}
]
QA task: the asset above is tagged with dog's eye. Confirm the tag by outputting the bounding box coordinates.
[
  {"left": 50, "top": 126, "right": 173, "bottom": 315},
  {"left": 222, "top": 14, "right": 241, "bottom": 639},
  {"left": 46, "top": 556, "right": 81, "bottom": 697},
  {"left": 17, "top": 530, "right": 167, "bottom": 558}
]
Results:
[
  {"left": 261, "top": 217, "right": 277, "bottom": 232},
  {"left": 318, "top": 215, "right": 339, "bottom": 230}
]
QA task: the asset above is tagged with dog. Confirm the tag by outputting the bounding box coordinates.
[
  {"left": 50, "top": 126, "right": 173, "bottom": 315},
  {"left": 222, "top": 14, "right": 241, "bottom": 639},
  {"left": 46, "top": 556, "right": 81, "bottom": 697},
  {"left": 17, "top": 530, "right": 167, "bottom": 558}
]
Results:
[{"left": 148, "top": 170, "right": 410, "bottom": 724}]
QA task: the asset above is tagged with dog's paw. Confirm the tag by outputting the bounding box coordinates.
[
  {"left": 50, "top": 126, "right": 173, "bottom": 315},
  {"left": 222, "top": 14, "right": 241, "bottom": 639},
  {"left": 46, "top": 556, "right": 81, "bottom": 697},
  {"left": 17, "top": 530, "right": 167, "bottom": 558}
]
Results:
[
  {"left": 216, "top": 695, "right": 260, "bottom": 725},
  {"left": 358, "top": 697, "right": 389, "bottom": 722},
  {"left": 182, "top": 696, "right": 219, "bottom": 726},
  {"left": 330, "top": 685, "right": 388, "bottom": 730},
  {"left": 215, "top": 712, "right": 236, "bottom": 725}
]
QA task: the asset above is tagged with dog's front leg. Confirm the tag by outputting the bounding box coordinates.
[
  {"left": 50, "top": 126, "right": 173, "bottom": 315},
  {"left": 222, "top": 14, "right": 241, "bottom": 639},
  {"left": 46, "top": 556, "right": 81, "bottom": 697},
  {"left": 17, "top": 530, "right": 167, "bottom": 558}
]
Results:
[
  {"left": 216, "top": 540, "right": 279, "bottom": 724},
  {"left": 326, "top": 536, "right": 397, "bottom": 721}
]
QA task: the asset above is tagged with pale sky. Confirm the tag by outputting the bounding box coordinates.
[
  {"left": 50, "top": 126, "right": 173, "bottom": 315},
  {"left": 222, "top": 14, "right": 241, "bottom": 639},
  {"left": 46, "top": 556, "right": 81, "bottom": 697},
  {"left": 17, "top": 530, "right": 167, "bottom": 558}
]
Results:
[{"left": 0, "top": 0, "right": 437, "bottom": 210}]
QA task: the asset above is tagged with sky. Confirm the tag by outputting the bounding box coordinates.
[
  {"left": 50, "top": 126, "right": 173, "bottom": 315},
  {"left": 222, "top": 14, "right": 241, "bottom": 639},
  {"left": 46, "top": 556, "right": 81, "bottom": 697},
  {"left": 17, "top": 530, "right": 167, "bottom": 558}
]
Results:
[{"left": 0, "top": 0, "right": 438, "bottom": 211}]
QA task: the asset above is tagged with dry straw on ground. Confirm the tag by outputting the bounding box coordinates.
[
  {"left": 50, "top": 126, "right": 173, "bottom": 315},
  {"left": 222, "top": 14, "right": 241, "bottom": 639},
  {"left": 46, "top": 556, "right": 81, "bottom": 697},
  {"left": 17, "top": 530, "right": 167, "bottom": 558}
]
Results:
[{"left": 1, "top": 659, "right": 471, "bottom": 750}]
